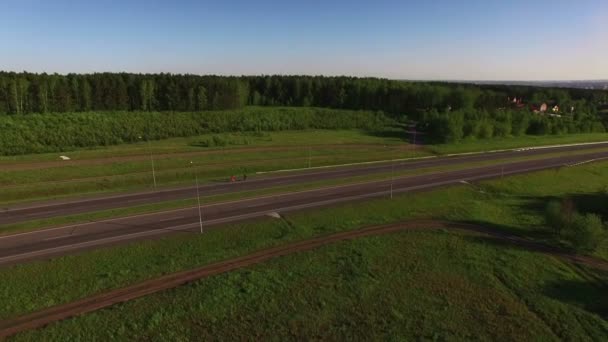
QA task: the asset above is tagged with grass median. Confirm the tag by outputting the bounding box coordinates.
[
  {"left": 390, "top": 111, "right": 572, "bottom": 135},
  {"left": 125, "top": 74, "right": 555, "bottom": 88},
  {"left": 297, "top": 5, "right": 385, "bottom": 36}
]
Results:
[
  {"left": 0, "top": 160, "right": 607, "bottom": 327},
  {"left": 1, "top": 128, "right": 607, "bottom": 204},
  {"left": 3, "top": 146, "right": 607, "bottom": 236}
]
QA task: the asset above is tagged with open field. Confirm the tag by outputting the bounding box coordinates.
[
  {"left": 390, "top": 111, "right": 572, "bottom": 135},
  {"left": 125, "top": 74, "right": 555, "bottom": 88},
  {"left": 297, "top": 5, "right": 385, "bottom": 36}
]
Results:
[
  {"left": 3, "top": 220, "right": 607, "bottom": 339},
  {"left": 1, "top": 126, "right": 607, "bottom": 205},
  {"left": 7, "top": 227, "right": 608, "bottom": 340},
  {"left": 0, "top": 129, "right": 420, "bottom": 204},
  {"left": 0, "top": 160, "right": 607, "bottom": 326},
  {"left": 3, "top": 145, "right": 608, "bottom": 235}
]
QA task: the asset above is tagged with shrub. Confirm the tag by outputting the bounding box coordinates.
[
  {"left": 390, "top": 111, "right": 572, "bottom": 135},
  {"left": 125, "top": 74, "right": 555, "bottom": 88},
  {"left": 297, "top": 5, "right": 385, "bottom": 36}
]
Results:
[{"left": 562, "top": 213, "right": 606, "bottom": 253}]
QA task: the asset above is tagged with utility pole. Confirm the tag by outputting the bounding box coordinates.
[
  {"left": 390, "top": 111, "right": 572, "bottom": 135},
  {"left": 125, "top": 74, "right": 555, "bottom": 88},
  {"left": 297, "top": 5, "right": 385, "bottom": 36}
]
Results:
[
  {"left": 308, "top": 146, "right": 312, "bottom": 168},
  {"left": 390, "top": 159, "right": 394, "bottom": 199},
  {"left": 139, "top": 135, "right": 157, "bottom": 189},
  {"left": 195, "top": 174, "right": 203, "bottom": 234},
  {"left": 191, "top": 161, "right": 203, "bottom": 234},
  {"left": 148, "top": 139, "right": 157, "bottom": 189}
]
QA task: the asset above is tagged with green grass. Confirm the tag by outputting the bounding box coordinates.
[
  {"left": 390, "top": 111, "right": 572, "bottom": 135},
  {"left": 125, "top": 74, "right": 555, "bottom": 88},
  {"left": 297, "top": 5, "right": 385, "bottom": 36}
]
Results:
[
  {"left": 12, "top": 229, "right": 608, "bottom": 341},
  {"left": 4, "top": 146, "right": 606, "bottom": 235},
  {"left": 2, "top": 127, "right": 606, "bottom": 205},
  {"left": 1, "top": 160, "right": 607, "bottom": 327},
  {"left": 0, "top": 128, "right": 408, "bottom": 163},
  {"left": 430, "top": 132, "right": 608, "bottom": 154},
  {"left": 0, "top": 128, "right": 425, "bottom": 204}
]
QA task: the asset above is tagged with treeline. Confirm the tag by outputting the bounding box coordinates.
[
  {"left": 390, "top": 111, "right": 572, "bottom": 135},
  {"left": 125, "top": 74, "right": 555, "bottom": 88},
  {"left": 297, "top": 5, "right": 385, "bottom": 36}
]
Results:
[
  {"left": 2, "top": 72, "right": 606, "bottom": 117},
  {"left": 0, "top": 72, "right": 249, "bottom": 113},
  {"left": 422, "top": 108, "right": 606, "bottom": 143},
  {"left": 0, "top": 107, "right": 389, "bottom": 155}
]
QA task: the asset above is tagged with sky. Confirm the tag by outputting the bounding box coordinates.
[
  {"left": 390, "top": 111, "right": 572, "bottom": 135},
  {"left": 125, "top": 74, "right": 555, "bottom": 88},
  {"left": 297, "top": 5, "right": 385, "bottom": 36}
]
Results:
[{"left": 1, "top": 0, "right": 607, "bottom": 80}]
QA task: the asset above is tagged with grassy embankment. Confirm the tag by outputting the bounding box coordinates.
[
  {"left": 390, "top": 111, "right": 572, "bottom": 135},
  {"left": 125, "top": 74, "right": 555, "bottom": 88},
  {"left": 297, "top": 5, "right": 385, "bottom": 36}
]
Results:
[
  {"left": 12, "top": 230, "right": 608, "bottom": 341},
  {"left": 1, "top": 126, "right": 607, "bottom": 205},
  {"left": 2, "top": 145, "right": 607, "bottom": 236},
  {"left": 2, "top": 160, "right": 607, "bottom": 340},
  {"left": 0, "top": 129, "right": 421, "bottom": 205}
]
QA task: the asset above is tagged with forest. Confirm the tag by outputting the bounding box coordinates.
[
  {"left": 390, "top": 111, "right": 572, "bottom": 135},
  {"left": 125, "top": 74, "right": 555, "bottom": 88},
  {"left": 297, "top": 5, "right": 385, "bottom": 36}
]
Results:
[
  {"left": 0, "top": 72, "right": 607, "bottom": 148},
  {"left": 1, "top": 72, "right": 607, "bottom": 116}
]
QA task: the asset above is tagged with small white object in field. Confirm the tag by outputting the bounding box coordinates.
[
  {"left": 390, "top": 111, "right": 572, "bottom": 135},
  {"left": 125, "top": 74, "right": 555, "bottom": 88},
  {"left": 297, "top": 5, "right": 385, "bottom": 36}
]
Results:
[
  {"left": 59, "top": 156, "right": 71, "bottom": 160},
  {"left": 266, "top": 212, "right": 281, "bottom": 219}
]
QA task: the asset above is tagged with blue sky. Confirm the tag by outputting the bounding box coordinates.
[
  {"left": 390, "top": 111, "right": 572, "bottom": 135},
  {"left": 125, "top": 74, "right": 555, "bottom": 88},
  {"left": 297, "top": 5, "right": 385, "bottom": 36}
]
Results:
[{"left": 1, "top": 0, "right": 606, "bottom": 80}]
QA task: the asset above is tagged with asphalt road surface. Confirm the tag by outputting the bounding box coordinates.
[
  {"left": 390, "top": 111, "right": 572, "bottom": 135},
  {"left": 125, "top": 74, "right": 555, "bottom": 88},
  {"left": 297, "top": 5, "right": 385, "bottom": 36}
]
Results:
[
  {"left": 2, "top": 141, "right": 608, "bottom": 226},
  {"left": 0, "top": 150, "right": 606, "bottom": 267}
]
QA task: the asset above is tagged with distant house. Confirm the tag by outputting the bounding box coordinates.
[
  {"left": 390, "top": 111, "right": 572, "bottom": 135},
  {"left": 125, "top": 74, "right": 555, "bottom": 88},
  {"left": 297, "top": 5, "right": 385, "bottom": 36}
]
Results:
[
  {"left": 532, "top": 102, "right": 561, "bottom": 114},
  {"left": 508, "top": 96, "right": 527, "bottom": 109},
  {"left": 531, "top": 103, "right": 547, "bottom": 113}
]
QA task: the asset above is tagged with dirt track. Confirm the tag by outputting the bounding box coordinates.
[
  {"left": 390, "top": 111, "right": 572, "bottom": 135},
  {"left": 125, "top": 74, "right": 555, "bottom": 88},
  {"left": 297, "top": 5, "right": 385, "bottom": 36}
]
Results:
[{"left": 1, "top": 219, "right": 606, "bottom": 339}]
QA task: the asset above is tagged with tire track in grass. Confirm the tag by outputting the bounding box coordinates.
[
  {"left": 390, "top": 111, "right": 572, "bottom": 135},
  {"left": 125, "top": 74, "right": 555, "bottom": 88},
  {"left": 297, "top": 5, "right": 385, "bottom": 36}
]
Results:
[{"left": 1, "top": 219, "right": 607, "bottom": 338}]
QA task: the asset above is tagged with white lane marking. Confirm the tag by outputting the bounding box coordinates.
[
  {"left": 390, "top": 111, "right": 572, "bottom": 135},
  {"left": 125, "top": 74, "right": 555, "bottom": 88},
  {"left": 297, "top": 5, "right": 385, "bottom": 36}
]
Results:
[
  {"left": 2, "top": 150, "right": 607, "bottom": 242},
  {"left": 0, "top": 159, "right": 583, "bottom": 265},
  {"left": 565, "top": 157, "right": 608, "bottom": 167},
  {"left": 256, "top": 156, "right": 438, "bottom": 174},
  {"left": 257, "top": 140, "right": 608, "bottom": 174},
  {"left": 0, "top": 182, "right": 458, "bottom": 264},
  {"left": 0, "top": 175, "right": 419, "bottom": 240},
  {"left": 5, "top": 139, "right": 607, "bottom": 212},
  {"left": 42, "top": 235, "right": 69, "bottom": 241}
]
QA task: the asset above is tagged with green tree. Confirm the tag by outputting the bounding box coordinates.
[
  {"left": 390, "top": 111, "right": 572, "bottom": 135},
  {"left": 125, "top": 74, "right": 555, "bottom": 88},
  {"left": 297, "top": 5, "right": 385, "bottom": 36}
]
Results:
[
  {"left": 563, "top": 213, "right": 606, "bottom": 253},
  {"left": 196, "top": 86, "right": 207, "bottom": 111}
]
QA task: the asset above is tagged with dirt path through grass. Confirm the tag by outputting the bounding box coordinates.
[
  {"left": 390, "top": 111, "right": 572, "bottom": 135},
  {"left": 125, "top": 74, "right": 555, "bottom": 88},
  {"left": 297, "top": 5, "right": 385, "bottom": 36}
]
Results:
[{"left": 1, "top": 219, "right": 606, "bottom": 338}]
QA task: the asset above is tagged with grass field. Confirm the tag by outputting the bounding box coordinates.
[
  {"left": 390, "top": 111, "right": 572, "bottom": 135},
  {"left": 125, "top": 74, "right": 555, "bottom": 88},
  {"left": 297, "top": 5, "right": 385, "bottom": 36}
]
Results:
[
  {"left": 3, "top": 146, "right": 607, "bottom": 235},
  {"left": 12, "top": 229, "right": 608, "bottom": 341},
  {"left": 0, "top": 129, "right": 422, "bottom": 204},
  {"left": 1, "top": 160, "right": 607, "bottom": 332},
  {"left": 1, "top": 127, "right": 607, "bottom": 205}
]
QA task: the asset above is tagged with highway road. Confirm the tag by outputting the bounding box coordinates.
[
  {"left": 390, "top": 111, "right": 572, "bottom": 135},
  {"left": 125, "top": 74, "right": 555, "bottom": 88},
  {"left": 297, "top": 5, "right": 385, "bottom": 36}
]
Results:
[
  {"left": 0, "top": 150, "right": 607, "bottom": 267},
  {"left": 2, "top": 141, "right": 608, "bottom": 226}
]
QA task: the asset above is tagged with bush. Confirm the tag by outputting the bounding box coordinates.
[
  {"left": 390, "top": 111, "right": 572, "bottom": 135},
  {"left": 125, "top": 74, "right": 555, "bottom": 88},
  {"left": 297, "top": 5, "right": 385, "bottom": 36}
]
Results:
[
  {"left": 545, "top": 198, "right": 606, "bottom": 253},
  {"left": 563, "top": 213, "right": 606, "bottom": 253}
]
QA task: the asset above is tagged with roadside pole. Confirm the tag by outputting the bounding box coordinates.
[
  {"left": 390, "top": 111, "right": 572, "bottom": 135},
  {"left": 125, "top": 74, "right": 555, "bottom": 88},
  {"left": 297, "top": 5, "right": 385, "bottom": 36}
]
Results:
[
  {"left": 308, "top": 146, "right": 312, "bottom": 168},
  {"left": 191, "top": 161, "right": 204, "bottom": 234},
  {"left": 148, "top": 140, "right": 157, "bottom": 189},
  {"left": 195, "top": 174, "right": 203, "bottom": 234},
  {"left": 390, "top": 143, "right": 395, "bottom": 199},
  {"left": 139, "top": 135, "right": 157, "bottom": 189},
  {"left": 390, "top": 158, "right": 394, "bottom": 199}
]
